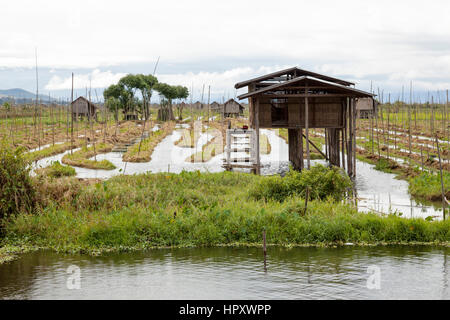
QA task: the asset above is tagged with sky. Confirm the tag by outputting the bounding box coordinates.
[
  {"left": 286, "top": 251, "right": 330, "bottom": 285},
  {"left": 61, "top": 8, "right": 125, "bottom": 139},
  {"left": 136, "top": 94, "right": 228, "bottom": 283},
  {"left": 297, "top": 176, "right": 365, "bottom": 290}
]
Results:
[{"left": 1, "top": 0, "right": 450, "bottom": 103}]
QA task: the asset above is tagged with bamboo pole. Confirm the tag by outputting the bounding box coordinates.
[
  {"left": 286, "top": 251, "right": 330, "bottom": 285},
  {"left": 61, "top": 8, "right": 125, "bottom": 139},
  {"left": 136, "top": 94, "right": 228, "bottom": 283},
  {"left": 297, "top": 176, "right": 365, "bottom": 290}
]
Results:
[
  {"left": 447, "top": 90, "right": 449, "bottom": 165},
  {"left": 408, "top": 82, "right": 412, "bottom": 159},
  {"left": 305, "top": 86, "right": 310, "bottom": 169},
  {"left": 352, "top": 98, "right": 356, "bottom": 176},
  {"left": 255, "top": 97, "right": 261, "bottom": 175},
  {"left": 375, "top": 99, "right": 381, "bottom": 158},
  {"left": 435, "top": 136, "right": 446, "bottom": 221},
  {"left": 89, "top": 82, "right": 96, "bottom": 161},
  {"left": 70, "top": 73, "right": 74, "bottom": 155},
  {"left": 387, "top": 95, "right": 390, "bottom": 160}
]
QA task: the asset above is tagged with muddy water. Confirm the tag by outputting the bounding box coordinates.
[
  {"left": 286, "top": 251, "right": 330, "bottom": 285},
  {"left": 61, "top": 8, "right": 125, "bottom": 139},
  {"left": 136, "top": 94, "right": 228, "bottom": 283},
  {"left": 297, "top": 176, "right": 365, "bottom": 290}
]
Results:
[
  {"left": 33, "top": 127, "right": 444, "bottom": 219},
  {"left": 0, "top": 246, "right": 448, "bottom": 300}
]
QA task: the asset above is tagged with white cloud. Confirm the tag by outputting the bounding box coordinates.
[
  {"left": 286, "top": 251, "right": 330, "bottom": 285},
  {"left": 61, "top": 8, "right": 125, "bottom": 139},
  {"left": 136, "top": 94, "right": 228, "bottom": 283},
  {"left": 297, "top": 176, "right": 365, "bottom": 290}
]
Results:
[
  {"left": 156, "top": 65, "right": 291, "bottom": 101},
  {"left": 2, "top": 0, "right": 450, "bottom": 94},
  {"left": 45, "top": 69, "right": 126, "bottom": 90}
]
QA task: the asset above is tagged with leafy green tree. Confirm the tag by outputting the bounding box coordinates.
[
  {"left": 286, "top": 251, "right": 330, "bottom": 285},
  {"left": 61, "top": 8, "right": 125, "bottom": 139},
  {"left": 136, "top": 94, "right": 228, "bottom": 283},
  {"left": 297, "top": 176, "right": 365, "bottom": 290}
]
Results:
[
  {"left": 118, "top": 75, "right": 140, "bottom": 118},
  {"left": 105, "top": 97, "right": 121, "bottom": 121},
  {"left": 155, "top": 83, "right": 189, "bottom": 121},
  {"left": 174, "top": 86, "right": 189, "bottom": 120},
  {"left": 141, "top": 74, "right": 158, "bottom": 120},
  {"left": 155, "top": 83, "right": 177, "bottom": 121},
  {"left": 103, "top": 83, "right": 132, "bottom": 119}
]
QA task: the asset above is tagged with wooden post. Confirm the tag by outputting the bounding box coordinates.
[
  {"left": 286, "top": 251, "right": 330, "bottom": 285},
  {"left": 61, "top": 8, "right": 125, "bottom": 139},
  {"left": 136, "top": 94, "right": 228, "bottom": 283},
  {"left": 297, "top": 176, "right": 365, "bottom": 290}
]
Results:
[
  {"left": 255, "top": 97, "right": 261, "bottom": 175},
  {"left": 263, "top": 229, "right": 267, "bottom": 271},
  {"left": 303, "top": 187, "right": 309, "bottom": 216},
  {"left": 226, "top": 129, "right": 231, "bottom": 170},
  {"left": 347, "top": 98, "right": 353, "bottom": 176},
  {"left": 305, "top": 86, "right": 310, "bottom": 169},
  {"left": 352, "top": 98, "right": 357, "bottom": 177},
  {"left": 375, "top": 98, "right": 381, "bottom": 159},
  {"left": 436, "top": 136, "right": 446, "bottom": 221},
  {"left": 387, "top": 101, "right": 390, "bottom": 160},
  {"left": 409, "top": 82, "right": 412, "bottom": 159},
  {"left": 344, "top": 98, "right": 352, "bottom": 176},
  {"left": 341, "top": 128, "right": 346, "bottom": 172},
  {"left": 70, "top": 73, "right": 74, "bottom": 155},
  {"left": 263, "top": 229, "right": 267, "bottom": 256},
  {"left": 420, "top": 145, "right": 424, "bottom": 172},
  {"left": 444, "top": 90, "right": 450, "bottom": 163},
  {"left": 288, "top": 129, "right": 303, "bottom": 171}
]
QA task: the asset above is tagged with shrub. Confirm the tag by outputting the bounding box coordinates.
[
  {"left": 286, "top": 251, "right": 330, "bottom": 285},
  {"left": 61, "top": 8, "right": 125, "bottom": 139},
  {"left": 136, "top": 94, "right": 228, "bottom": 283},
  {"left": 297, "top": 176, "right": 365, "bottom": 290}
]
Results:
[
  {"left": 249, "top": 164, "right": 352, "bottom": 202},
  {"left": 0, "top": 143, "right": 36, "bottom": 220}
]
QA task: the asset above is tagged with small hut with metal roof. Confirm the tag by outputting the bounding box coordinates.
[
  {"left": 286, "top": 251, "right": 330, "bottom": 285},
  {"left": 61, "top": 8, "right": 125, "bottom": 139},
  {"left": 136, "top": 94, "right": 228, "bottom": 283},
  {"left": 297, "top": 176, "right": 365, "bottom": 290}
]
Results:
[{"left": 235, "top": 67, "right": 374, "bottom": 176}]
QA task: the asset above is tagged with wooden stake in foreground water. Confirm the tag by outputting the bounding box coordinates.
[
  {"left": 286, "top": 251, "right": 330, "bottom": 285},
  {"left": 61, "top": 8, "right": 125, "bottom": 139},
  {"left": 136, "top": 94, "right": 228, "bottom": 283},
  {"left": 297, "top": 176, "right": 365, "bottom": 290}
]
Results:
[
  {"left": 262, "top": 229, "right": 267, "bottom": 272},
  {"left": 435, "top": 136, "right": 447, "bottom": 221}
]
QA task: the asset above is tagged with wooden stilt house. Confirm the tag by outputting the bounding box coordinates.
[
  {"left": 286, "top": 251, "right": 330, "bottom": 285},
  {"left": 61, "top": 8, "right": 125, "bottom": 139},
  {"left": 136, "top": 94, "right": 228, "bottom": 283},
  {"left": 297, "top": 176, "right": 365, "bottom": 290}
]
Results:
[
  {"left": 235, "top": 67, "right": 374, "bottom": 177},
  {"left": 71, "top": 96, "right": 97, "bottom": 121}
]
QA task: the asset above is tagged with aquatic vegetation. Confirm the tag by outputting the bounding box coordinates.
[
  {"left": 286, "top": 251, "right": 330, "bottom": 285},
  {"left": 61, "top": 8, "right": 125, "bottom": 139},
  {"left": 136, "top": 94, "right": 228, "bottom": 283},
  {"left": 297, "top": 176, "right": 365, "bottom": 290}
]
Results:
[
  {"left": 374, "top": 158, "right": 399, "bottom": 173},
  {"left": 3, "top": 170, "right": 448, "bottom": 252},
  {"left": 122, "top": 122, "right": 175, "bottom": 162},
  {"left": 26, "top": 142, "right": 80, "bottom": 162},
  {"left": 36, "top": 161, "right": 76, "bottom": 178},
  {"left": 259, "top": 133, "right": 271, "bottom": 155},
  {"left": 175, "top": 128, "right": 197, "bottom": 148},
  {"left": 409, "top": 171, "right": 450, "bottom": 201},
  {"left": 62, "top": 143, "right": 116, "bottom": 170}
]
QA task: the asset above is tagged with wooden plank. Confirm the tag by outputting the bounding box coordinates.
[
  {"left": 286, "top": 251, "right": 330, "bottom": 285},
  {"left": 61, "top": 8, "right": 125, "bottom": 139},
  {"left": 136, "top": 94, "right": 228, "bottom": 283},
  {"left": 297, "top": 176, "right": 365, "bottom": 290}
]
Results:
[
  {"left": 302, "top": 133, "right": 328, "bottom": 161},
  {"left": 222, "top": 164, "right": 259, "bottom": 169}
]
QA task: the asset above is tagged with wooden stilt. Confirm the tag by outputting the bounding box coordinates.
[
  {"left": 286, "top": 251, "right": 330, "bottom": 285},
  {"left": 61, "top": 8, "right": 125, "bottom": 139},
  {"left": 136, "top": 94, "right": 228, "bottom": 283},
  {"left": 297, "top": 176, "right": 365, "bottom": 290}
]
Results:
[
  {"left": 255, "top": 97, "right": 261, "bottom": 175},
  {"left": 352, "top": 98, "right": 357, "bottom": 177},
  {"left": 347, "top": 98, "right": 353, "bottom": 177},
  {"left": 288, "top": 128, "right": 303, "bottom": 170},
  {"left": 305, "top": 87, "right": 310, "bottom": 169}
]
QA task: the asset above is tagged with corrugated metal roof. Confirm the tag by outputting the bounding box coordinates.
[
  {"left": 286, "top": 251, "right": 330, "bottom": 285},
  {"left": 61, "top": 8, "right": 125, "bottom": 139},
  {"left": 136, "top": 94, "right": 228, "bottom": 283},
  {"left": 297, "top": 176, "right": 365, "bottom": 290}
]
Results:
[{"left": 237, "top": 76, "right": 373, "bottom": 100}]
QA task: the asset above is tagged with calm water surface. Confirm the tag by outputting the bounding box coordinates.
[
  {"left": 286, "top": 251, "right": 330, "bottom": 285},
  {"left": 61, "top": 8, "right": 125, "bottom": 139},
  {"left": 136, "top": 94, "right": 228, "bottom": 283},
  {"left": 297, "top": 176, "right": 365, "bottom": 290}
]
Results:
[{"left": 0, "top": 246, "right": 448, "bottom": 300}]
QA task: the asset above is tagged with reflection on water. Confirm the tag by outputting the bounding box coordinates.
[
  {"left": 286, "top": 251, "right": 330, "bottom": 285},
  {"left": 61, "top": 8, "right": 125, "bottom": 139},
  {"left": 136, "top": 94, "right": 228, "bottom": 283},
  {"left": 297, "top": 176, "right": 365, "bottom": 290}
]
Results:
[
  {"left": 0, "top": 246, "right": 448, "bottom": 300},
  {"left": 355, "top": 161, "right": 444, "bottom": 220}
]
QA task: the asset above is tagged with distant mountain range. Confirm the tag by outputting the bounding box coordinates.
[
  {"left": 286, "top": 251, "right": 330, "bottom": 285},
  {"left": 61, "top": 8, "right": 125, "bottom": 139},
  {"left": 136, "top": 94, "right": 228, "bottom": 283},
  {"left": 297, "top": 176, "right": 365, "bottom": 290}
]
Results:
[{"left": 0, "top": 88, "right": 57, "bottom": 104}]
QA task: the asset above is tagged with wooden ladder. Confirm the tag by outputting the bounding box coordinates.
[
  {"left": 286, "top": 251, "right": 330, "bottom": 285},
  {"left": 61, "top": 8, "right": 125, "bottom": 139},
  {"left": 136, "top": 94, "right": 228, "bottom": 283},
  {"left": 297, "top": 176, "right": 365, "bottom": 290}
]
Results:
[{"left": 223, "top": 128, "right": 258, "bottom": 171}]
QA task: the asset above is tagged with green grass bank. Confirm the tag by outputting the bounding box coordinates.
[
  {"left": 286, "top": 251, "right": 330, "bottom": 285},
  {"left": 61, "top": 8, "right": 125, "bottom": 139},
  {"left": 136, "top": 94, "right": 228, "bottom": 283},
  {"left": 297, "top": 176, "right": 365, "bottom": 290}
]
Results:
[{"left": 2, "top": 167, "right": 449, "bottom": 257}]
